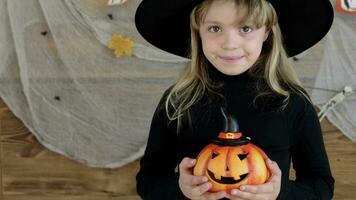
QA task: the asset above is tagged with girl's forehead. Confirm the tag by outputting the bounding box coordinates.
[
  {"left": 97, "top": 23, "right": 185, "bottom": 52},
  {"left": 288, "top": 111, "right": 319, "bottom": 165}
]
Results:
[{"left": 202, "top": 2, "right": 253, "bottom": 25}]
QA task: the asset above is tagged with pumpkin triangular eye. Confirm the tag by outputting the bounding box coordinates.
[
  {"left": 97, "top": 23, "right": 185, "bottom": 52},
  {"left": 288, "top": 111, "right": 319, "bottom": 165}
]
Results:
[
  {"left": 212, "top": 152, "right": 219, "bottom": 159},
  {"left": 238, "top": 153, "right": 248, "bottom": 160}
]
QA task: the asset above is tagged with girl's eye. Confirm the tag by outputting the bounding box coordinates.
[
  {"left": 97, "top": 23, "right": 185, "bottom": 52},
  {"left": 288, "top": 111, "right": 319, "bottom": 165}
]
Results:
[
  {"left": 240, "top": 26, "right": 253, "bottom": 33},
  {"left": 208, "top": 26, "right": 221, "bottom": 33}
]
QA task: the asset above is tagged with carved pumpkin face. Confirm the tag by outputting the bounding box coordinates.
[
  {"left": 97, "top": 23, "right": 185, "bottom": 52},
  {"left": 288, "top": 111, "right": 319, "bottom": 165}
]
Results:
[
  {"left": 193, "top": 108, "right": 270, "bottom": 192},
  {"left": 193, "top": 139, "right": 270, "bottom": 192}
]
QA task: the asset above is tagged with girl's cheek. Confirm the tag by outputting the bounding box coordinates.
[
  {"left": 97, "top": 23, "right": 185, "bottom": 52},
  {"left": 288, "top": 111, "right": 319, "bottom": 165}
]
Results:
[{"left": 207, "top": 37, "right": 222, "bottom": 47}]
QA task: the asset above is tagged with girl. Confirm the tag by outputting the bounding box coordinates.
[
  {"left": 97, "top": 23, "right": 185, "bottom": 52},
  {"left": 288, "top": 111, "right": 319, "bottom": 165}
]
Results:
[{"left": 135, "top": 0, "right": 334, "bottom": 199}]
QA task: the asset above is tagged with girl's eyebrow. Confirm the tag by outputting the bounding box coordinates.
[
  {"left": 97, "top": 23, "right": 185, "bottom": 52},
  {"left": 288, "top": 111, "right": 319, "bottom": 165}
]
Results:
[
  {"left": 202, "top": 20, "right": 222, "bottom": 24},
  {"left": 202, "top": 19, "right": 255, "bottom": 26}
]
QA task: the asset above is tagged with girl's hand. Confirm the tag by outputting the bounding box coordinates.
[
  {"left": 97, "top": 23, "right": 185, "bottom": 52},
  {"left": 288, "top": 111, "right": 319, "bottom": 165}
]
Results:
[
  {"left": 178, "top": 157, "right": 227, "bottom": 200},
  {"left": 226, "top": 159, "right": 281, "bottom": 200}
]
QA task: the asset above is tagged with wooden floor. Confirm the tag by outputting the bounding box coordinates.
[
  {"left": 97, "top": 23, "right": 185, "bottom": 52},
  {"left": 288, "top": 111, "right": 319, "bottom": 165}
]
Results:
[{"left": 0, "top": 98, "right": 355, "bottom": 200}]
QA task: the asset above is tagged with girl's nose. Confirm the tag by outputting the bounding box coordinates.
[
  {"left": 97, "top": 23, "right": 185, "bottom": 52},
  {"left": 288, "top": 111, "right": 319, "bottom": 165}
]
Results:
[{"left": 221, "top": 31, "right": 241, "bottom": 50}]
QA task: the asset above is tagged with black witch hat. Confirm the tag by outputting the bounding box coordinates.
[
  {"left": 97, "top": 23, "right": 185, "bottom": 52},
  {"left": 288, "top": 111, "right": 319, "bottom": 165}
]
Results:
[{"left": 135, "top": 0, "right": 333, "bottom": 58}]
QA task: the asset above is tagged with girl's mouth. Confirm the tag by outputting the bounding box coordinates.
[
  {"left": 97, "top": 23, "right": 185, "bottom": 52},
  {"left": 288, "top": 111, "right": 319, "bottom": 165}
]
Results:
[{"left": 218, "top": 56, "right": 244, "bottom": 63}]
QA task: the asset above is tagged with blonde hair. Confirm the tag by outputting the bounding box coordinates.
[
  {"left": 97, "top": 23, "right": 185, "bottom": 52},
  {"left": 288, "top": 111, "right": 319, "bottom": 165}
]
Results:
[{"left": 165, "top": 0, "right": 308, "bottom": 128}]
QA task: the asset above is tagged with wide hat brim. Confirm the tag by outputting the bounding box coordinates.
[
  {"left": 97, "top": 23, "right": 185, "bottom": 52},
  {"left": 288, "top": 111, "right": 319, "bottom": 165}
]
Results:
[{"left": 135, "top": 0, "right": 334, "bottom": 58}]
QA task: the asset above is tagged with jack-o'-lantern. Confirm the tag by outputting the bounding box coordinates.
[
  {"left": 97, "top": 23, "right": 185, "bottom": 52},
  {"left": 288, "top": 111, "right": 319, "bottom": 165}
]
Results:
[{"left": 193, "top": 108, "right": 270, "bottom": 192}]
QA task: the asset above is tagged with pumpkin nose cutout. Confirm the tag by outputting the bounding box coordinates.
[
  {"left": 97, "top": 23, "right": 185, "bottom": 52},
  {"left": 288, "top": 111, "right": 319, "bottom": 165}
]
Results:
[
  {"left": 226, "top": 165, "right": 229, "bottom": 171},
  {"left": 238, "top": 153, "right": 248, "bottom": 160}
]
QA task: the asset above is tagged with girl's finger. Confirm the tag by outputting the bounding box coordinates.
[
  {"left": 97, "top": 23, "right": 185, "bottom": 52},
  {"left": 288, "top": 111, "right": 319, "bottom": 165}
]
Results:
[
  {"left": 239, "top": 183, "right": 273, "bottom": 194},
  {"left": 191, "top": 181, "right": 212, "bottom": 196},
  {"left": 266, "top": 159, "right": 281, "bottom": 182},
  {"left": 190, "top": 175, "right": 209, "bottom": 185},
  {"left": 228, "top": 189, "right": 261, "bottom": 200},
  {"left": 179, "top": 157, "right": 196, "bottom": 175}
]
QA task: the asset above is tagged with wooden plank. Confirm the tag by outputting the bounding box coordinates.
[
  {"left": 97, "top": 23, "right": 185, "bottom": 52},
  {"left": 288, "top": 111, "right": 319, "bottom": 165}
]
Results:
[
  {"left": 323, "top": 129, "right": 356, "bottom": 199},
  {"left": 0, "top": 99, "right": 17, "bottom": 120},
  {"left": 0, "top": 118, "right": 3, "bottom": 200},
  {"left": 0, "top": 98, "right": 141, "bottom": 199},
  {"left": 0, "top": 132, "right": 140, "bottom": 197},
  {"left": 2, "top": 195, "right": 140, "bottom": 200},
  {"left": 0, "top": 98, "right": 5, "bottom": 199}
]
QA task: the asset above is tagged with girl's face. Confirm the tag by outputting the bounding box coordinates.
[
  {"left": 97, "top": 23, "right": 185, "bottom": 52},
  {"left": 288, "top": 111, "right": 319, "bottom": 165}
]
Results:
[{"left": 199, "top": 0, "right": 269, "bottom": 76}]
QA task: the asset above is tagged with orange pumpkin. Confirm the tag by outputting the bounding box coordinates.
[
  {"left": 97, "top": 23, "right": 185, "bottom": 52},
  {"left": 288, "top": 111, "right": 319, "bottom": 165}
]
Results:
[{"left": 193, "top": 108, "right": 270, "bottom": 192}]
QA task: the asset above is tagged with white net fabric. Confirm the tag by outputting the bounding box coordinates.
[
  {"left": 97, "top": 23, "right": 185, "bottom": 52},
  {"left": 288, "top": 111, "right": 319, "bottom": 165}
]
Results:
[
  {"left": 0, "top": 0, "right": 354, "bottom": 168},
  {"left": 293, "top": 6, "right": 356, "bottom": 142},
  {"left": 0, "top": 0, "right": 187, "bottom": 168},
  {"left": 312, "top": 15, "right": 356, "bottom": 142}
]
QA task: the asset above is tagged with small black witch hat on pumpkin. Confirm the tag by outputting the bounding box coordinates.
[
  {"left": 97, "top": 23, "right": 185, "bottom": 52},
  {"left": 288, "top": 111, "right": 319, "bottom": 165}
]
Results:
[{"left": 211, "top": 107, "right": 250, "bottom": 146}]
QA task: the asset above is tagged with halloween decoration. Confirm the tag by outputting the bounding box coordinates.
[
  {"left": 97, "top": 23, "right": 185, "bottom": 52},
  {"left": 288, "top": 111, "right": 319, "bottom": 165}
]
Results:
[
  {"left": 336, "top": 0, "right": 356, "bottom": 14},
  {"left": 108, "top": 34, "right": 134, "bottom": 58},
  {"left": 107, "top": 13, "right": 114, "bottom": 20},
  {"left": 193, "top": 108, "right": 270, "bottom": 192}
]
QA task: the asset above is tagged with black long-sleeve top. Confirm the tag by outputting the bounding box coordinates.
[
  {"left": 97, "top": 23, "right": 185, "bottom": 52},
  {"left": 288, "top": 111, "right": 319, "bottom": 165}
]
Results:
[{"left": 136, "top": 65, "right": 334, "bottom": 200}]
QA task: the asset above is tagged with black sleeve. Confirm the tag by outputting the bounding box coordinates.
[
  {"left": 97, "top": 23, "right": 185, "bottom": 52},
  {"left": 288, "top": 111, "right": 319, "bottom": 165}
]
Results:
[
  {"left": 136, "top": 91, "right": 187, "bottom": 200},
  {"left": 281, "top": 95, "right": 334, "bottom": 199}
]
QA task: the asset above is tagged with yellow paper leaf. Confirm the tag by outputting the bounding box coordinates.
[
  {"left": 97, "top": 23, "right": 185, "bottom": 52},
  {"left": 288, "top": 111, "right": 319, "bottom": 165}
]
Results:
[{"left": 108, "top": 35, "right": 134, "bottom": 58}]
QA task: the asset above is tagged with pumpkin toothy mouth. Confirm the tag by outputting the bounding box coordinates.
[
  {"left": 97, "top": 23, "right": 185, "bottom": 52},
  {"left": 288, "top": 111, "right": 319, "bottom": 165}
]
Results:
[{"left": 207, "top": 169, "right": 248, "bottom": 184}]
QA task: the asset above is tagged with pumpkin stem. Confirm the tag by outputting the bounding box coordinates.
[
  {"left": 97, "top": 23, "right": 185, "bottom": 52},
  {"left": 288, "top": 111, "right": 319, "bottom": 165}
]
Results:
[{"left": 220, "top": 107, "right": 239, "bottom": 132}]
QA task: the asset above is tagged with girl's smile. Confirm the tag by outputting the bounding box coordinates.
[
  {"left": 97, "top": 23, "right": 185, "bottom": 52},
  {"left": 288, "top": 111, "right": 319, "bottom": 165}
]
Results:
[{"left": 218, "top": 55, "right": 245, "bottom": 64}]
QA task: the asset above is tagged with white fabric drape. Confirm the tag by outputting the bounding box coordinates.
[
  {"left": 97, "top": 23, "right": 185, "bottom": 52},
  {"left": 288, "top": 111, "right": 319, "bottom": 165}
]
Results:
[
  {"left": 311, "top": 16, "right": 356, "bottom": 142},
  {"left": 0, "top": 0, "right": 187, "bottom": 168},
  {"left": 293, "top": 4, "right": 356, "bottom": 142}
]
